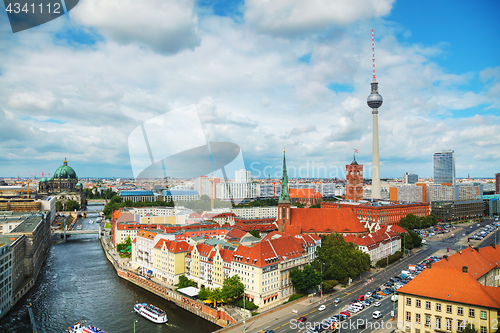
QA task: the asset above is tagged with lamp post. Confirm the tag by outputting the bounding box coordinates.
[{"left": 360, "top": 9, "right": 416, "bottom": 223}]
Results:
[
  {"left": 133, "top": 319, "right": 138, "bottom": 333},
  {"left": 320, "top": 262, "right": 324, "bottom": 297}
]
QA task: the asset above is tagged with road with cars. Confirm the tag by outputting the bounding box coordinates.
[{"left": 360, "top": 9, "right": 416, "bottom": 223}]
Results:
[{"left": 254, "top": 217, "right": 499, "bottom": 333}]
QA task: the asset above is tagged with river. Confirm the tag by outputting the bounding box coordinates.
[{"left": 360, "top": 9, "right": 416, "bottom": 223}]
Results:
[{"left": 0, "top": 204, "right": 220, "bottom": 333}]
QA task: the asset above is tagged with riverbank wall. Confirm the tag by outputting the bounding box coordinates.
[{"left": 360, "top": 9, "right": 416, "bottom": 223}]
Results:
[{"left": 100, "top": 237, "right": 235, "bottom": 328}]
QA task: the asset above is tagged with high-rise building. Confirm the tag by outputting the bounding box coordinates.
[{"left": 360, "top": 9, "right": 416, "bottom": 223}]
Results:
[
  {"left": 496, "top": 173, "right": 500, "bottom": 194},
  {"left": 433, "top": 150, "right": 456, "bottom": 186},
  {"left": 345, "top": 156, "right": 363, "bottom": 202},
  {"left": 235, "top": 169, "right": 251, "bottom": 183},
  {"left": 367, "top": 30, "right": 383, "bottom": 199},
  {"left": 403, "top": 172, "right": 418, "bottom": 184}
]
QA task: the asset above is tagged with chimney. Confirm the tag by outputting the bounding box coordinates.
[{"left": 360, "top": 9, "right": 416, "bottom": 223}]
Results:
[
  {"left": 492, "top": 244, "right": 496, "bottom": 249},
  {"left": 444, "top": 255, "right": 448, "bottom": 261},
  {"left": 462, "top": 266, "right": 468, "bottom": 273},
  {"left": 426, "top": 262, "right": 431, "bottom": 269}
]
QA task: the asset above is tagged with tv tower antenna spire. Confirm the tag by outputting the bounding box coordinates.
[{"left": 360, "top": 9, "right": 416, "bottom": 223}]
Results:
[{"left": 372, "top": 29, "right": 376, "bottom": 82}]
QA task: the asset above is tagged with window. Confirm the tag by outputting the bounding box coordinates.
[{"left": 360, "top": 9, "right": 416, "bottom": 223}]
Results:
[
  {"left": 480, "top": 311, "right": 487, "bottom": 320},
  {"left": 416, "top": 299, "right": 421, "bottom": 308},
  {"left": 416, "top": 313, "right": 421, "bottom": 323},
  {"left": 407, "top": 298, "right": 412, "bottom": 306},
  {"left": 406, "top": 312, "right": 411, "bottom": 322},
  {"left": 458, "top": 307, "right": 463, "bottom": 316},
  {"left": 435, "top": 317, "right": 441, "bottom": 330},
  {"left": 426, "top": 301, "right": 431, "bottom": 310},
  {"left": 447, "top": 305, "right": 452, "bottom": 314},
  {"left": 425, "top": 316, "right": 431, "bottom": 327},
  {"left": 469, "top": 309, "right": 475, "bottom": 318},
  {"left": 446, "top": 319, "right": 452, "bottom": 332},
  {"left": 436, "top": 303, "right": 441, "bottom": 312},
  {"left": 480, "top": 327, "right": 487, "bottom": 333}
]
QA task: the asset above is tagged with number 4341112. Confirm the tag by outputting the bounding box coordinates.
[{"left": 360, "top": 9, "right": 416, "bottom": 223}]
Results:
[{"left": 5, "top": 2, "right": 61, "bottom": 14}]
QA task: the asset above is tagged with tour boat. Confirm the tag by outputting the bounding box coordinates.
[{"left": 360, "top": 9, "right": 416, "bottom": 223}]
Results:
[
  {"left": 134, "top": 303, "right": 168, "bottom": 324},
  {"left": 89, "top": 220, "right": 94, "bottom": 224},
  {"left": 68, "top": 322, "right": 106, "bottom": 333}
]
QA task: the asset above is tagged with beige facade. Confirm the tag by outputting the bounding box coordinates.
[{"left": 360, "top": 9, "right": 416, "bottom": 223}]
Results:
[
  {"left": 398, "top": 294, "right": 499, "bottom": 333},
  {"left": 152, "top": 240, "right": 188, "bottom": 286}
]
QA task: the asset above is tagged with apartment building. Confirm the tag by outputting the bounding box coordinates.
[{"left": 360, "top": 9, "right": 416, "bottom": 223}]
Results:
[
  {"left": 152, "top": 239, "right": 190, "bottom": 286},
  {"left": 0, "top": 243, "right": 12, "bottom": 320},
  {"left": 397, "top": 265, "right": 500, "bottom": 333}
]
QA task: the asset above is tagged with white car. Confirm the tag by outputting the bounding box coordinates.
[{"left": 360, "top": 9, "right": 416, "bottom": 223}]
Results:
[
  {"left": 348, "top": 307, "right": 359, "bottom": 313},
  {"left": 374, "top": 302, "right": 381, "bottom": 307},
  {"left": 318, "top": 305, "right": 326, "bottom": 311},
  {"left": 372, "top": 311, "right": 383, "bottom": 319},
  {"left": 366, "top": 292, "right": 372, "bottom": 297}
]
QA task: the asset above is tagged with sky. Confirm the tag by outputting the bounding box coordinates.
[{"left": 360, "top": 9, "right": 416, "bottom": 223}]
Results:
[{"left": 0, "top": 0, "right": 499, "bottom": 180}]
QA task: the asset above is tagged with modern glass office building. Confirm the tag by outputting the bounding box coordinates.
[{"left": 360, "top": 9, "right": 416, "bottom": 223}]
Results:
[{"left": 433, "top": 150, "right": 456, "bottom": 186}]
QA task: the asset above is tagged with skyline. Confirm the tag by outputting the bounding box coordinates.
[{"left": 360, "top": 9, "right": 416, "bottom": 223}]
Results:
[{"left": 0, "top": 0, "right": 499, "bottom": 178}]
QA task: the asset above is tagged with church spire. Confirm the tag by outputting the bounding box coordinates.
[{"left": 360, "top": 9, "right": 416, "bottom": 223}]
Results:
[{"left": 278, "top": 149, "right": 290, "bottom": 204}]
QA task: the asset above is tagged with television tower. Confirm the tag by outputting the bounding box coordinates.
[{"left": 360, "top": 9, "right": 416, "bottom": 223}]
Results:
[{"left": 367, "top": 29, "right": 383, "bottom": 199}]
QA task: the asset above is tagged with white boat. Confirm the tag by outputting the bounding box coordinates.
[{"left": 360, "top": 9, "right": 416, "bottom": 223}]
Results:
[
  {"left": 89, "top": 220, "right": 94, "bottom": 224},
  {"left": 68, "top": 322, "right": 106, "bottom": 333},
  {"left": 134, "top": 303, "right": 168, "bottom": 324}
]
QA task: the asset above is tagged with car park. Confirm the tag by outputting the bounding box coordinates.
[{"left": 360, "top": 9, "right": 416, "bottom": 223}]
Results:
[{"left": 341, "top": 311, "right": 350, "bottom": 317}]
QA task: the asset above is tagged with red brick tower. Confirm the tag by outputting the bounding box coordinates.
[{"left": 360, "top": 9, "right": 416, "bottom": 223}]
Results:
[{"left": 345, "top": 156, "right": 363, "bottom": 202}]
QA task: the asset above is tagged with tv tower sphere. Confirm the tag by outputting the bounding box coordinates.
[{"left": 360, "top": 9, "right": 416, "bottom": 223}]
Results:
[{"left": 367, "top": 82, "right": 383, "bottom": 109}]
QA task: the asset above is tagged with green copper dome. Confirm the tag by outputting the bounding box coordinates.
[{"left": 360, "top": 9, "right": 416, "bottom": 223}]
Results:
[
  {"left": 53, "top": 158, "right": 78, "bottom": 180},
  {"left": 40, "top": 177, "right": 47, "bottom": 182}
]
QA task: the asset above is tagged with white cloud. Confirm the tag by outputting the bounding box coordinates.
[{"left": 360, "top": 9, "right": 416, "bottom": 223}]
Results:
[
  {"left": 70, "top": 0, "right": 201, "bottom": 54},
  {"left": 244, "top": 0, "right": 395, "bottom": 36}
]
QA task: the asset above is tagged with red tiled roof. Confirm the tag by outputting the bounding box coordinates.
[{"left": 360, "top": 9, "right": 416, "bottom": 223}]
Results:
[
  {"left": 195, "top": 243, "right": 214, "bottom": 257},
  {"left": 136, "top": 230, "right": 158, "bottom": 240},
  {"left": 225, "top": 228, "right": 248, "bottom": 241},
  {"left": 113, "top": 210, "right": 123, "bottom": 220},
  {"left": 397, "top": 267, "right": 500, "bottom": 309},
  {"left": 433, "top": 246, "right": 500, "bottom": 280},
  {"left": 154, "top": 239, "right": 189, "bottom": 253},
  {"left": 289, "top": 188, "right": 322, "bottom": 198},
  {"left": 233, "top": 223, "right": 277, "bottom": 233},
  {"left": 233, "top": 232, "right": 305, "bottom": 267},
  {"left": 219, "top": 248, "right": 235, "bottom": 263},
  {"left": 289, "top": 208, "right": 366, "bottom": 234}
]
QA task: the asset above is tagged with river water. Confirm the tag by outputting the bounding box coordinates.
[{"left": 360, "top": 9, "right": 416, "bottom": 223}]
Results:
[{"left": 0, "top": 205, "right": 219, "bottom": 333}]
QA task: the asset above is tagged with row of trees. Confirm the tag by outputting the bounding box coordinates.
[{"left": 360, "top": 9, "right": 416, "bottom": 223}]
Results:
[
  {"left": 102, "top": 195, "right": 174, "bottom": 219},
  {"left": 399, "top": 213, "right": 438, "bottom": 230},
  {"left": 233, "top": 198, "right": 278, "bottom": 208},
  {"left": 55, "top": 200, "right": 80, "bottom": 212},
  {"left": 176, "top": 275, "right": 248, "bottom": 307},
  {"left": 83, "top": 188, "right": 116, "bottom": 199},
  {"left": 175, "top": 195, "right": 231, "bottom": 213}
]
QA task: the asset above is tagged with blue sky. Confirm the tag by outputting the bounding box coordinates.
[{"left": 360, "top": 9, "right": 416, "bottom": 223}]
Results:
[{"left": 0, "top": 0, "right": 498, "bottom": 179}]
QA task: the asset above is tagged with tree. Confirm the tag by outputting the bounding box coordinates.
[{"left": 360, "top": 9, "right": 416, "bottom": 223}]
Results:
[
  {"left": 65, "top": 200, "right": 80, "bottom": 211},
  {"left": 221, "top": 275, "right": 244, "bottom": 302},
  {"left": 175, "top": 275, "right": 197, "bottom": 289},
  {"left": 289, "top": 265, "right": 321, "bottom": 294},
  {"left": 198, "top": 287, "right": 210, "bottom": 301},
  {"left": 311, "top": 233, "right": 371, "bottom": 283},
  {"left": 463, "top": 323, "right": 478, "bottom": 333},
  {"left": 55, "top": 201, "right": 63, "bottom": 212},
  {"left": 249, "top": 229, "right": 261, "bottom": 238},
  {"left": 208, "top": 287, "right": 223, "bottom": 304}
]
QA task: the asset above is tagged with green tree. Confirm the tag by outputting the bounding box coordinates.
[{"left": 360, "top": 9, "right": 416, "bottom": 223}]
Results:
[
  {"left": 55, "top": 201, "right": 63, "bottom": 212},
  {"left": 198, "top": 287, "right": 210, "bottom": 301},
  {"left": 322, "top": 280, "right": 339, "bottom": 293},
  {"left": 65, "top": 200, "right": 80, "bottom": 211},
  {"left": 290, "top": 267, "right": 307, "bottom": 293},
  {"left": 311, "top": 233, "right": 371, "bottom": 283},
  {"left": 208, "top": 287, "right": 223, "bottom": 303},
  {"left": 175, "top": 275, "right": 197, "bottom": 289},
  {"left": 249, "top": 229, "right": 261, "bottom": 238},
  {"left": 463, "top": 323, "right": 478, "bottom": 333},
  {"left": 221, "top": 275, "right": 244, "bottom": 302},
  {"left": 303, "top": 265, "right": 321, "bottom": 291}
]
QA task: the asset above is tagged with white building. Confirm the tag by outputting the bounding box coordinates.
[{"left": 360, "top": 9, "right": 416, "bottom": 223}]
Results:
[
  {"left": 231, "top": 206, "right": 278, "bottom": 219},
  {"left": 216, "top": 182, "right": 259, "bottom": 201},
  {"left": 235, "top": 169, "right": 251, "bottom": 183},
  {"left": 0, "top": 243, "right": 12, "bottom": 320}
]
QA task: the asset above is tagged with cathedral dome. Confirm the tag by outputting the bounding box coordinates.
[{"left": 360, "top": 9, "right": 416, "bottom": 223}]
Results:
[{"left": 53, "top": 158, "right": 78, "bottom": 180}]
